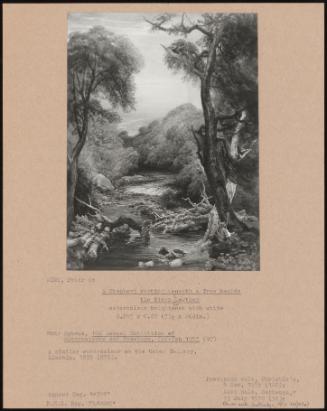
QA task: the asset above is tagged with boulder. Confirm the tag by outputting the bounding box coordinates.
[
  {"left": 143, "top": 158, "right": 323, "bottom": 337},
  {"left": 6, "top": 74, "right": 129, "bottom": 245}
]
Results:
[
  {"left": 139, "top": 261, "right": 155, "bottom": 268},
  {"left": 169, "top": 258, "right": 184, "bottom": 268},
  {"left": 235, "top": 210, "right": 259, "bottom": 232},
  {"left": 112, "top": 224, "right": 130, "bottom": 236},
  {"left": 92, "top": 174, "right": 114, "bottom": 192},
  {"left": 173, "top": 248, "right": 186, "bottom": 256},
  {"left": 158, "top": 246, "right": 169, "bottom": 256}
]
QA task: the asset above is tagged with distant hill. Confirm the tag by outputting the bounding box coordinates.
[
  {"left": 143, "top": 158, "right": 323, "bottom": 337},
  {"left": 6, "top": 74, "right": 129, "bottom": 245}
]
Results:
[
  {"left": 162, "top": 103, "right": 203, "bottom": 126},
  {"left": 126, "top": 103, "right": 203, "bottom": 167}
]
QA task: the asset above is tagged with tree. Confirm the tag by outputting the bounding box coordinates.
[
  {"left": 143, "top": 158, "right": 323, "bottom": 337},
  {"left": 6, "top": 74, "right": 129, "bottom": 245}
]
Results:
[
  {"left": 67, "top": 26, "right": 143, "bottom": 232},
  {"left": 146, "top": 13, "right": 258, "bottom": 226}
]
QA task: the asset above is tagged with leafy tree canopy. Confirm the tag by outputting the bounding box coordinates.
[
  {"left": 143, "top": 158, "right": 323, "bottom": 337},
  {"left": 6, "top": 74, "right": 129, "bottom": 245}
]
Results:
[
  {"left": 147, "top": 13, "right": 257, "bottom": 118},
  {"left": 68, "top": 26, "right": 144, "bottom": 134}
]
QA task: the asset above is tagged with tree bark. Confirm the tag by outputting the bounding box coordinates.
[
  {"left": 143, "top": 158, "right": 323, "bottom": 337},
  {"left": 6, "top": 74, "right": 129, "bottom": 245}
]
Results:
[
  {"left": 230, "top": 110, "right": 247, "bottom": 159},
  {"left": 200, "top": 31, "right": 230, "bottom": 223},
  {"left": 67, "top": 157, "right": 78, "bottom": 234},
  {"left": 67, "top": 93, "right": 89, "bottom": 233}
]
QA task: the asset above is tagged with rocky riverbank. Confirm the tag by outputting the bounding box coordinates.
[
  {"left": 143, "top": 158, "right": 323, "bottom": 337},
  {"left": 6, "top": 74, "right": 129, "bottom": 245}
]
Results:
[{"left": 67, "top": 171, "right": 259, "bottom": 271}]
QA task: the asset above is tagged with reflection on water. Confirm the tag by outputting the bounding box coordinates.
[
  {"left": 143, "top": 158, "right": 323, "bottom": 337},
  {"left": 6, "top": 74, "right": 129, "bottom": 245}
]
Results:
[
  {"left": 124, "top": 184, "right": 168, "bottom": 196},
  {"left": 123, "top": 172, "right": 176, "bottom": 197},
  {"left": 85, "top": 232, "right": 207, "bottom": 271}
]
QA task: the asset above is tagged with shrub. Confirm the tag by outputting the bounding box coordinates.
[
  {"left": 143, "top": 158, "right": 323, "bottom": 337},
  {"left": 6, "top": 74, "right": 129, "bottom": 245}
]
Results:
[
  {"left": 159, "top": 188, "right": 179, "bottom": 209},
  {"left": 175, "top": 162, "right": 207, "bottom": 200}
]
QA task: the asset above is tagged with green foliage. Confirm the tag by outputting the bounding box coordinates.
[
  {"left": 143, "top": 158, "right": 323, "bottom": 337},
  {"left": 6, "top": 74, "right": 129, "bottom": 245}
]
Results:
[
  {"left": 150, "top": 13, "right": 257, "bottom": 116},
  {"left": 131, "top": 104, "right": 206, "bottom": 199},
  {"left": 67, "top": 24, "right": 144, "bottom": 179},
  {"left": 233, "top": 176, "right": 259, "bottom": 216},
  {"left": 67, "top": 25, "right": 144, "bottom": 226},
  {"left": 164, "top": 40, "right": 201, "bottom": 81},
  {"left": 78, "top": 118, "right": 140, "bottom": 184},
  {"left": 175, "top": 163, "right": 207, "bottom": 199},
  {"left": 159, "top": 188, "right": 179, "bottom": 209},
  {"left": 133, "top": 103, "right": 203, "bottom": 169},
  {"left": 130, "top": 104, "right": 212, "bottom": 200},
  {"left": 211, "top": 14, "right": 258, "bottom": 117},
  {"left": 146, "top": 13, "right": 259, "bottom": 213},
  {"left": 132, "top": 102, "right": 258, "bottom": 211},
  {"left": 68, "top": 26, "right": 144, "bottom": 121}
]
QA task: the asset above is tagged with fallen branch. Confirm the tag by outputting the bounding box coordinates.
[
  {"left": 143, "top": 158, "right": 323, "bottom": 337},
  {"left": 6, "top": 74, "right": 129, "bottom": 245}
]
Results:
[
  {"left": 76, "top": 197, "right": 101, "bottom": 213},
  {"left": 68, "top": 194, "right": 151, "bottom": 269}
]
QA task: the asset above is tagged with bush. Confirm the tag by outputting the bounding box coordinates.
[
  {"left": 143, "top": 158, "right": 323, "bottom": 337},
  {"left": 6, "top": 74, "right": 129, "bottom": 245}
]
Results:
[
  {"left": 132, "top": 104, "right": 203, "bottom": 171},
  {"left": 175, "top": 162, "right": 207, "bottom": 200},
  {"left": 233, "top": 179, "right": 259, "bottom": 216},
  {"left": 77, "top": 118, "right": 140, "bottom": 184},
  {"left": 159, "top": 188, "right": 179, "bottom": 209}
]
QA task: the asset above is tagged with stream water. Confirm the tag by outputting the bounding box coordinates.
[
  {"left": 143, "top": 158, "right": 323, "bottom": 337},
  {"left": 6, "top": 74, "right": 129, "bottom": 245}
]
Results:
[
  {"left": 85, "top": 171, "right": 208, "bottom": 271},
  {"left": 123, "top": 171, "right": 176, "bottom": 196}
]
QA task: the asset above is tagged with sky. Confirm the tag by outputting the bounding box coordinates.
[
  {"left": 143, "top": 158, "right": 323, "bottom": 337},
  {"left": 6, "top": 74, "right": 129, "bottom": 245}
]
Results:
[{"left": 68, "top": 12, "right": 202, "bottom": 134}]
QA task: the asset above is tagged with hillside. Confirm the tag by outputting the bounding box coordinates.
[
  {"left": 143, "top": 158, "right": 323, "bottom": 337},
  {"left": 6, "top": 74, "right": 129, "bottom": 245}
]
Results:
[
  {"left": 129, "top": 103, "right": 258, "bottom": 214},
  {"left": 131, "top": 103, "right": 203, "bottom": 169}
]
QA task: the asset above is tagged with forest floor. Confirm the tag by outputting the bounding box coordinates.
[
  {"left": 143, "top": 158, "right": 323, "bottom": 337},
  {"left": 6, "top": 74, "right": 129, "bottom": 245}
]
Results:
[{"left": 67, "top": 171, "right": 259, "bottom": 271}]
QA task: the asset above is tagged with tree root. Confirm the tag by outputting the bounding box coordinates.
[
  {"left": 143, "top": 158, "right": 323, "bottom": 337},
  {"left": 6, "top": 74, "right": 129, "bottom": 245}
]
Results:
[
  {"left": 151, "top": 187, "right": 257, "bottom": 247},
  {"left": 67, "top": 199, "right": 148, "bottom": 269}
]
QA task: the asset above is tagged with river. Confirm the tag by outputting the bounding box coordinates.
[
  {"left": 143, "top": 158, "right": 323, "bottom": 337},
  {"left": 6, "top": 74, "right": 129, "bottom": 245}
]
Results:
[{"left": 85, "top": 171, "right": 209, "bottom": 271}]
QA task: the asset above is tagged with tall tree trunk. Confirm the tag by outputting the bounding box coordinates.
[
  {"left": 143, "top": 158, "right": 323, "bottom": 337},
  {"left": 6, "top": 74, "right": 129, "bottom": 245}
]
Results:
[
  {"left": 67, "top": 105, "right": 89, "bottom": 234},
  {"left": 225, "top": 109, "right": 247, "bottom": 217},
  {"left": 230, "top": 110, "right": 247, "bottom": 159},
  {"left": 200, "top": 31, "right": 229, "bottom": 223},
  {"left": 67, "top": 156, "right": 78, "bottom": 234},
  {"left": 202, "top": 135, "right": 229, "bottom": 223}
]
